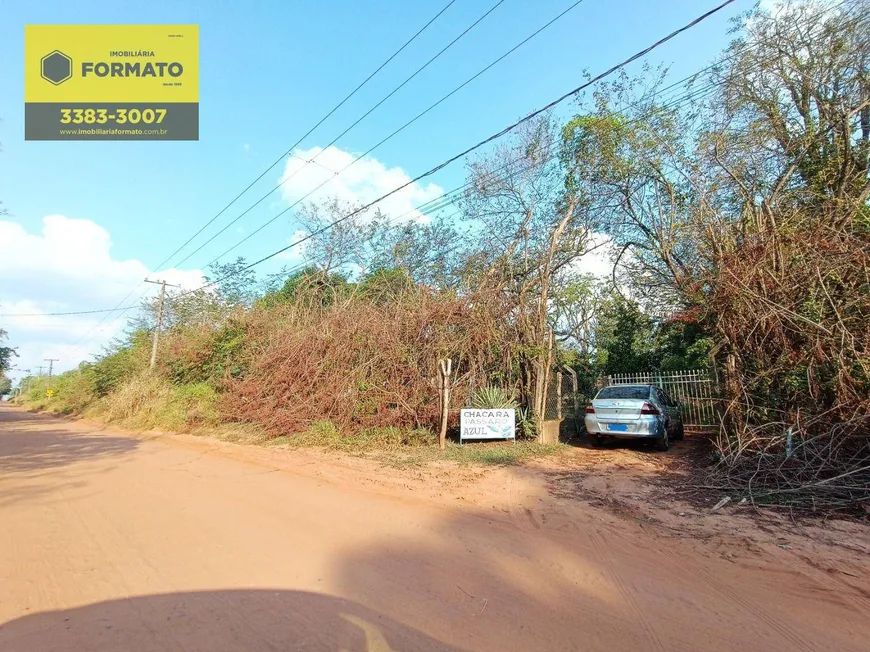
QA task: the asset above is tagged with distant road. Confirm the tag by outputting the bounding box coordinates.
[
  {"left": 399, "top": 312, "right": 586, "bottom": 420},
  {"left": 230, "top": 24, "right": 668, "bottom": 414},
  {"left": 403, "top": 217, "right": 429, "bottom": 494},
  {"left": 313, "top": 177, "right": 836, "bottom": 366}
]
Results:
[{"left": 0, "top": 405, "right": 866, "bottom": 651}]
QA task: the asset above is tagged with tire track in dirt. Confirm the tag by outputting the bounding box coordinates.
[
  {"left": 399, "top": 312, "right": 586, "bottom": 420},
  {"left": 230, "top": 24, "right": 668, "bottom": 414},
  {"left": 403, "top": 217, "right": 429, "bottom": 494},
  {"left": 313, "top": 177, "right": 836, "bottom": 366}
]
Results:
[
  {"left": 791, "top": 553, "right": 870, "bottom": 615},
  {"left": 508, "top": 475, "right": 671, "bottom": 650},
  {"left": 601, "top": 525, "right": 828, "bottom": 652},
  {"left": 687, "top": 564, "right": 818, "bottom": 652},
  {"left": 507, "top": 475, "right": 540, "bottom": 532},
  {"left": 588, "top": 528, "right": 667, "bottom": 652}
]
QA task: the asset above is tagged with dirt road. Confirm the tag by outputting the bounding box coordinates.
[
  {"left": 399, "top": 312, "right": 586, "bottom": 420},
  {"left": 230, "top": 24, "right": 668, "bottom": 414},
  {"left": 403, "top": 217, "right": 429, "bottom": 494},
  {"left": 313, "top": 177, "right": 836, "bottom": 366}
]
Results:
[{"left": 1, "top": 405, "right": 868, "bottom": 651}]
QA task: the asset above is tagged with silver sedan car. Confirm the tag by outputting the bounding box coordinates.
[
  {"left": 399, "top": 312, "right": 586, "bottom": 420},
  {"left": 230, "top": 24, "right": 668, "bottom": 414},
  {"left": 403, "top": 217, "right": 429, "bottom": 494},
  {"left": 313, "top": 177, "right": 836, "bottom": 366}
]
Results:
[{"left": 584, "top": 384, "right": 684, "bottom": 451}]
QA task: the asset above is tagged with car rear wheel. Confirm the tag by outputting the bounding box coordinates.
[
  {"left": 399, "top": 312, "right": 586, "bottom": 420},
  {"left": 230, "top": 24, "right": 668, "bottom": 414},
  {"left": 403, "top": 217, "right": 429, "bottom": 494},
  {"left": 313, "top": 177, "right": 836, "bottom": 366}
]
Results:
[
  {"left": 673, "top": 422, "right": 685, "bottom": 441},
  {"left": 588, "top": 433, "right": 601, "bottom": 447},
  {"left": 655, "top": 428, "right": 670, "bottom": 451}
]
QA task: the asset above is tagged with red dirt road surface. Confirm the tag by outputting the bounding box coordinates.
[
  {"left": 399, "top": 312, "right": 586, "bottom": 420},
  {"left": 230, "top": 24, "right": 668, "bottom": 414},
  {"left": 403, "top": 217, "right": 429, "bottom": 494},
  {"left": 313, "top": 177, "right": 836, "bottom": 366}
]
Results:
[{"left": 1, "top": 404, "right": 868, "bottom": 651}]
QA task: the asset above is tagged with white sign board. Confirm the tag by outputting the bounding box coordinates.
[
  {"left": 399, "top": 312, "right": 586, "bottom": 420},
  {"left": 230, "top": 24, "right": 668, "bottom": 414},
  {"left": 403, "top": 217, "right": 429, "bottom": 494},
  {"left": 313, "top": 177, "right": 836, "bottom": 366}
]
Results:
[{"left": 460, "top": 408, "right": 516, "bottom": 442}]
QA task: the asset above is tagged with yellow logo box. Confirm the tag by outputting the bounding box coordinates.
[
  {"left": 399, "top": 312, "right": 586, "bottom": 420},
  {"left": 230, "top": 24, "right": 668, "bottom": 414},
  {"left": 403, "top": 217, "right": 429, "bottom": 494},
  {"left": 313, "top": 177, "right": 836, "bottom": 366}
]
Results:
[
  {"left": 25, "top": 24, "right": 198, "bottom": 140},
  {"left": 25, "top": 24, "right": 198, "bottom": 103}
]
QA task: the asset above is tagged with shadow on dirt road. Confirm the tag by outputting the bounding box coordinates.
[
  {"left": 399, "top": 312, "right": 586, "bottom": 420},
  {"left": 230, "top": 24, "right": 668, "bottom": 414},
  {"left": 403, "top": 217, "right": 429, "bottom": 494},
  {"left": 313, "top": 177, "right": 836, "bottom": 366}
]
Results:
[
  {"left": 0, "top": 589, "right": 465, "bottom": 652},
  {"left": 0, "top": 408, "right": 139, "bottom": 473}
]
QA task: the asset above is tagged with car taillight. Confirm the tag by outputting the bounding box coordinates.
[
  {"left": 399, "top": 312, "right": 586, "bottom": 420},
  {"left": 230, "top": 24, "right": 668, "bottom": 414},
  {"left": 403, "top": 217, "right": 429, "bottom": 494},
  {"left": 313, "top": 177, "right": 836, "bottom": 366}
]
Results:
[
  {"left": 640, "top": 402, "right": 660, "bottom": 415},
  {"left": 585, "top": 404, "right": 595, "bottom": 414}
]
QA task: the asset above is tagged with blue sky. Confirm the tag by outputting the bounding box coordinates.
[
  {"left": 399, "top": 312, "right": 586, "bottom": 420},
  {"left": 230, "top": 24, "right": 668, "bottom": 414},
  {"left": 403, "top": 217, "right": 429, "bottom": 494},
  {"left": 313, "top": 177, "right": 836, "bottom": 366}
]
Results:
[{"left": 0, "top": 0, "right": 749, "bottom": 377}]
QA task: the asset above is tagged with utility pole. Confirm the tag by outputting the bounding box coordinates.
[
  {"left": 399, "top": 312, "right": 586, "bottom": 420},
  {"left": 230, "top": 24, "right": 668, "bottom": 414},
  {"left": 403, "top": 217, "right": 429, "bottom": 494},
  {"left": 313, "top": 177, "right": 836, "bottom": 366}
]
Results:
[
  {"left": 144, "top": 278, "right": 181, "bottom": 369},
  {"left": 44, "top": 358, "right": 59, "bottom": 391},
  {"left": 35, "top": 365, "right": 45, "bottom": 377}
]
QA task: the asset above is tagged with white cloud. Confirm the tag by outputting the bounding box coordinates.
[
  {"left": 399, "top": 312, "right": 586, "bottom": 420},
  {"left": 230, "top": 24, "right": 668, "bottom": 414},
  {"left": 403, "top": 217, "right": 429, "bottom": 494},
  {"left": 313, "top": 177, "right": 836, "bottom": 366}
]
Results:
[
  {"left": 573, "top": 234, "right": 616, "bottom": 279},
  {"left": 0, "top": 215, "right": 202, "bottom": 382},
  {"left": 279, "top": 146, "right": 444, "bottom": 224}
]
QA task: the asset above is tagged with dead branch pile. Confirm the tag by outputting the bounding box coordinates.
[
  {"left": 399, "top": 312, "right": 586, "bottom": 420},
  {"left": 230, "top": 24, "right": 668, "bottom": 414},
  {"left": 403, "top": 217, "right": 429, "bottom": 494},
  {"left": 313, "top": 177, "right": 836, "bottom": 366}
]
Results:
[
  {"left": 706, "top": 419, "right": 870, "bottom": 512},
  {"left": 704, "top": 212, "right": 870, "bottom": 511}
]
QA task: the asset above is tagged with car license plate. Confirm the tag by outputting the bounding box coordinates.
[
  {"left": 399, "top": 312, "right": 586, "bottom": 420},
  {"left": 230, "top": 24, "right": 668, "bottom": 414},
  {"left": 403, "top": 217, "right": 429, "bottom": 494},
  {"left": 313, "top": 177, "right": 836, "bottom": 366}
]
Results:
[{"left": 608, "top": 424, "right": 628, "bottom": 432}]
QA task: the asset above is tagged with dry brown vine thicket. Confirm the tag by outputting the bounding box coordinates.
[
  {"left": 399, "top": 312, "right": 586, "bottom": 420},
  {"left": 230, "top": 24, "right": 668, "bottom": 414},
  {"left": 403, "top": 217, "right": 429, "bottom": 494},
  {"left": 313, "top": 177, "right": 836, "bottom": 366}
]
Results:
[
  {"left": 218, "top": 287, "right": 519, "bottom": 436},
  {"left": 702, "top": 210, "right": 870, "bottom": 510}
]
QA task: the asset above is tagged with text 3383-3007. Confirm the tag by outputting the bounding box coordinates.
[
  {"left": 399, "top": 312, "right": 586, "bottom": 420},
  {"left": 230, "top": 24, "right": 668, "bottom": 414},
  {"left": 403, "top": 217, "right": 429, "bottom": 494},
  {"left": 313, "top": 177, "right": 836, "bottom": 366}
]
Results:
[{"left": 59, "top": 108, "right": 167, "bottom": 125}]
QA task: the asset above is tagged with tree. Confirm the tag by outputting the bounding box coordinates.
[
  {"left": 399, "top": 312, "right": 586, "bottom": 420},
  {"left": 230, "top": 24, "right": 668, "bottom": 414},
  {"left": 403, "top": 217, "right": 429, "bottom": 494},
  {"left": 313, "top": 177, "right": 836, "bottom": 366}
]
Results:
[
  {"left": 563, "top": 1, "right": 870, "bottom": 440},
  {"left": 462, "top": 115, "right": 594, "bottom": 420},
  {"left": 549, "top": 273, "right": 606, "bottom": 354},
  {"left": 294, "top": 198, "right": 383, "bottom": 275},
  {"left": 593, "top": 295, "right": 656, "bottom": 376},
  {"left": 375, "top": 219, "right": 466, "bottom": 289},
  {"left": 259, "top": 266, "right": 351, "bottom": 307},
  {"left": 358, "top": 267, "right": 413, "bottom": 304},
  {"left": 131, "top": 257, "right": 265, "bottom": 335},
  {"left": 0, "top": 327, "right": 16, "bottom": 374},
  {"left": 204, "top": 257, "right": 261, "bottom": 307},
  {"left": 561, "top": 68, "right": 701, "bottom": 313},
  {"left": 709, "top": 0, "right": 870, "bottom": 209},
  {"left": 0, "top": 373, "right": 11, "bottom": 396}
]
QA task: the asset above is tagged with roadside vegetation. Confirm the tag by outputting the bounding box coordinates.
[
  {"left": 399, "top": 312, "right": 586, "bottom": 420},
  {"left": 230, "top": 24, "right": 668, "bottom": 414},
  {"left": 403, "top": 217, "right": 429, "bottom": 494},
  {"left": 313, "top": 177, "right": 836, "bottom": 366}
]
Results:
[
  {"left": 0, "top": 327, "right": 15, "bottom": 397},
  {"left": 12, "top": 2, "right": 870, "bottom": 505}
]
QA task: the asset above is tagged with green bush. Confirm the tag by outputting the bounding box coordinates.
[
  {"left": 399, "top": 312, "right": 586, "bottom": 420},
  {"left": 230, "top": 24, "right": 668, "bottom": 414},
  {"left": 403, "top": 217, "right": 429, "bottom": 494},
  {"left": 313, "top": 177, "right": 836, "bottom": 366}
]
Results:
[
  {"left": 164, "top": 321, "right": 250, "bottom": 385},
  {"left": 91, "top": 331, "right": 151, "bottom": 396},
  {"left": 13, "top": 367, "right": 98, "bottom": 414}
]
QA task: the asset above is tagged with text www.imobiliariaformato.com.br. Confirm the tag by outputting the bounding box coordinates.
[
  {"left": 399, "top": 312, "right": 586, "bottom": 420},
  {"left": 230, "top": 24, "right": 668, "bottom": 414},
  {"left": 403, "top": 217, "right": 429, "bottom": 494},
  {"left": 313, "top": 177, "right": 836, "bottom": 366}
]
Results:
[{"left": 59, "top": 127, "right": 169, "bottom": 136}]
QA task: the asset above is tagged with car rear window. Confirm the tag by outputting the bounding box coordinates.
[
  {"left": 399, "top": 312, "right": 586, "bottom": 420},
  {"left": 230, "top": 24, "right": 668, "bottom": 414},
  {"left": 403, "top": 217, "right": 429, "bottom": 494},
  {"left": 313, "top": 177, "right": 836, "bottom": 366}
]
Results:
[{"left": 596, "top": 386, "right": 651, "bottom": 400}]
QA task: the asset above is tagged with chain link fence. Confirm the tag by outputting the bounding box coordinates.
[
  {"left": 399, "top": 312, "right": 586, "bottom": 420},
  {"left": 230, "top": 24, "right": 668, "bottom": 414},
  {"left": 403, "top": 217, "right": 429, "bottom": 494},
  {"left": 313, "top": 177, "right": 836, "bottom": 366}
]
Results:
[{"left": 543, "top": 369, "right": 583, "bottom": 421}]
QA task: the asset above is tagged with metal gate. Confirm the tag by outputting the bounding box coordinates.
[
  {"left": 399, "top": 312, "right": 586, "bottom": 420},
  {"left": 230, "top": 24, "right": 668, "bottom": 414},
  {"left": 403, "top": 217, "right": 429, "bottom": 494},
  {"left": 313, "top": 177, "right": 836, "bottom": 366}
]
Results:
[{"left": 604, "top": 369, "right": 719, "bottom": 428}]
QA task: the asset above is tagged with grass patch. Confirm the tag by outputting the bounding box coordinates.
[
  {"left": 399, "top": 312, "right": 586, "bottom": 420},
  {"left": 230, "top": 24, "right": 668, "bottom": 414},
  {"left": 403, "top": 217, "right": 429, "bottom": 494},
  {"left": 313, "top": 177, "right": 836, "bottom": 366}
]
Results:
[
  {"left": 445, "top": 441, "right": 564, "bottom": 465},
  {"left": 263, "top": 421, "right": 564, "bottom": 468},
  {"left": 278, "top": 421, "right": 437, "bottom": 452},
  {"left": 92, "top": 374, "right": 220, "bottom": 431},
  {"left": 202, "top": 421, "right": 272, "bottom": 445},
  {"left": 377, "top": 440, "right": 566, "bottom": 469},
  {"left": 16, "top": 379, "right": 564, "bottom": 470}
]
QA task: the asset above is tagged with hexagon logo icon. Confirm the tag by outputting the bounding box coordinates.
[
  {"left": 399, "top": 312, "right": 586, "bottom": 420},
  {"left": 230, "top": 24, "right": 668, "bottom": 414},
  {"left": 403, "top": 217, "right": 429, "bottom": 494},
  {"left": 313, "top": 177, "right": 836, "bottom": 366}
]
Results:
[{"left": 41, "top": 50, "right": 72, "bottom": 85}]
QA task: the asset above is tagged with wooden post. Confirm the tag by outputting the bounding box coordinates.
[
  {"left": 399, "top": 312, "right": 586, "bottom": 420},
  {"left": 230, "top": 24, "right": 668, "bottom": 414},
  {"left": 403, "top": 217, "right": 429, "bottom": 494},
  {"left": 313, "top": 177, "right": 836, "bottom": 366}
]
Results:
[
  {"left": 438, "top": 359, "right": 452, "bottom": 450},
  {"left": 555, "top": 370, "right": 563, "bottom": 421}
]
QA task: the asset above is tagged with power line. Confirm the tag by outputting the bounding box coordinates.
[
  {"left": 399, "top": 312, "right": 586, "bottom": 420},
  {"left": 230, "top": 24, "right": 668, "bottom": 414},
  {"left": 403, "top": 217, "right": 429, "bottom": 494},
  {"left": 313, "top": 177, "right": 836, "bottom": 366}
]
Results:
[
  {"left": 191, "top": 0, "right": 592, "bottom": 271},
  {"left": 260, "top": 0, "right": 869, "bottom": 284},
  {"left": 47, "top": 0, "right": 769, "bottom": 331},
  {"left": 0, "top": 307, "right": 138, "bottom": 317},
  {"left": 0, "top": 0, "right": 745, "bottom": 320},
  {"left": 61, "top": 1, "right": 460, "bottom": 349},
  {"left": 171, "top": 0, "right": 510, "bottom": 268},
  {"left": 63, "top": 0, "right": 828, "bottom": 332},
  {"left": 167, "top": 0, "right": 516, "bottom": 270},
  {"left": 181, "top": 0, "right": 739, "bottom": 295},
  {"left": 19, "top": 0, "right": 859, "bottom": 323},
  {"left": 152, "top": 0, "right": 459, "bottom": 273}
]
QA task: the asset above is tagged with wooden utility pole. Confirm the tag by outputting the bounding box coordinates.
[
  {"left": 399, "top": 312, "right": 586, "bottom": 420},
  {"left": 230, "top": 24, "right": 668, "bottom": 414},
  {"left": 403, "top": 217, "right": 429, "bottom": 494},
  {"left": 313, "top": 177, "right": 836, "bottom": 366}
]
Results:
[
  {"left": 35, "top": 365, "right": 44, "bottom": 377},
  {"left": 438, "top": 359, "right": 452, "bottom": 450},
  {"left": 44, "top": 358, "right": 58, "bottom": 391},
  {"left": 145, "top": 278, "right": 181, "bottom": 369}
]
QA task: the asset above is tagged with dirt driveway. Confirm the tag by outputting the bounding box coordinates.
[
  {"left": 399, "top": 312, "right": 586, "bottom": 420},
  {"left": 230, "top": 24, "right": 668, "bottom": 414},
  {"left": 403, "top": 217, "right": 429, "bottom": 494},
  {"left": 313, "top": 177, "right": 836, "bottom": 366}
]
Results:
[{"left": 1, "top": 404, "right": 868, "bottom": 651}]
